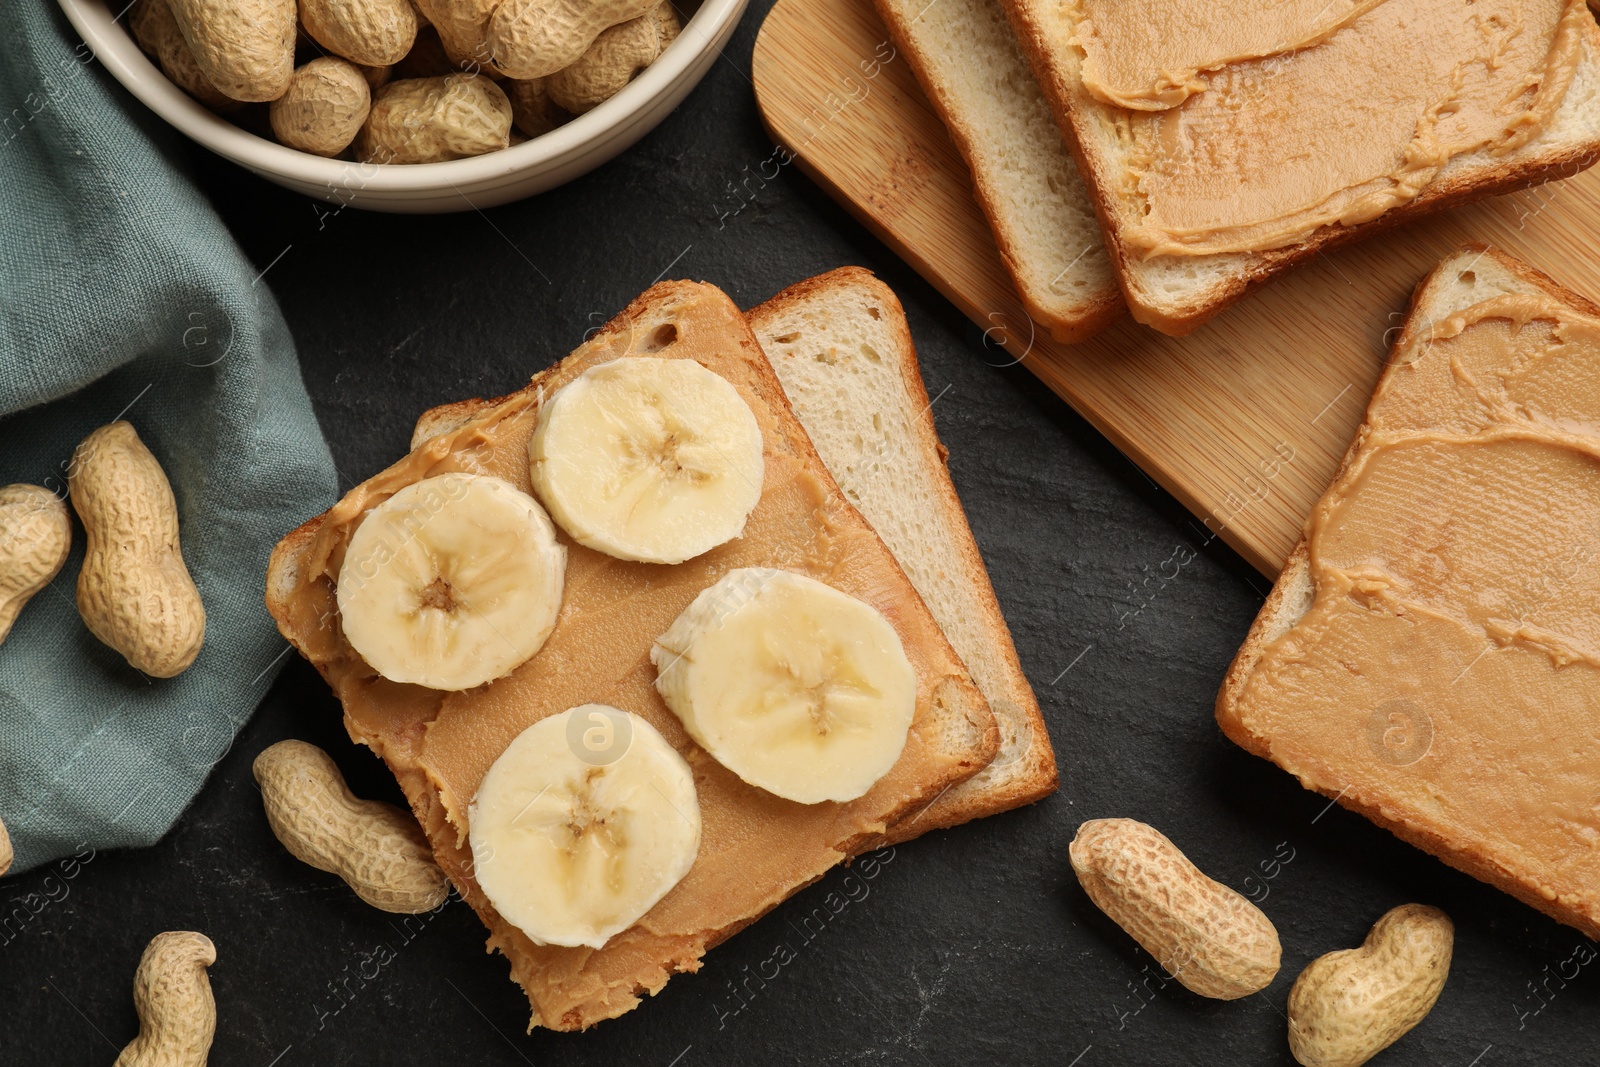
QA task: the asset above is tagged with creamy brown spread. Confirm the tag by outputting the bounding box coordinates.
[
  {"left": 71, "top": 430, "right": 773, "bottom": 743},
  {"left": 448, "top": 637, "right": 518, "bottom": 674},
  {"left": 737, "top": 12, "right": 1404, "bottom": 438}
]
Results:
[
  {"left": 269, "top": 284, "right": 993, "bottom": 1029},
  {"left": 1086, "top": 0, "right": 1589, "bottom": 257},
  {"left": 1234, "top": 284, "right": 1600, "bottom": 927},
  {"left": 1075, "top": 0, "right": 1387, "bottom": 110}
]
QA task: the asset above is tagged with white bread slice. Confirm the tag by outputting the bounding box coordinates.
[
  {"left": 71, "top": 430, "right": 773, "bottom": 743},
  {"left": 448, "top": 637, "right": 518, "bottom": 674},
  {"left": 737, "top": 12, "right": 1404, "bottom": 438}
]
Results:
[
  {"left": 411, "top": 270, "right": 1060, "bottom": 838},
  {"left": 870, "top": 0, "right": 1122, "bottom": 343},
  {"left": 747, "top": 267, "right": 1058, "bottom": 834},
  {"left": 1217, "top": 244, "right": 1600, "bottom": 937},
  {"left": 999, "top": 1, "right": 1600, "bottom": 335}
]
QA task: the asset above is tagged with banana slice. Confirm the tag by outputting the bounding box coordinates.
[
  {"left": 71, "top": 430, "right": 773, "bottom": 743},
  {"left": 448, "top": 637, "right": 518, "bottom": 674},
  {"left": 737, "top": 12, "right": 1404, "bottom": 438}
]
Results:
[
  {"left": 652, "top": 568, "right": 917, "bottom": 804},
  {"left": 337, "top": 473, "right": 566, "bottom": 691},
  {"left": 528, "top": 356, "right": 765, "bottom": 564},
  {"left": 469, "top": 705, "right": 701, "bottom": 949}
]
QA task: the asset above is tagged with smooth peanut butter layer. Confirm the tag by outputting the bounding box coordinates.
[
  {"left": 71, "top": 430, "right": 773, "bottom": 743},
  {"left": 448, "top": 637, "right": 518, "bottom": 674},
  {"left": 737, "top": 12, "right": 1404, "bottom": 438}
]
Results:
[
  {"left": 1101, "top": 0, "right": 1589, "bottom": 256},
  {"left": 1230, "top": 268, "right": 1600, "bottom": 934},
  {"left": 266, "top": 281, "right": 996, "bottom": 1029},
  {"left": 1074, "top": 0, "right": 1386, "bottom": 110}
]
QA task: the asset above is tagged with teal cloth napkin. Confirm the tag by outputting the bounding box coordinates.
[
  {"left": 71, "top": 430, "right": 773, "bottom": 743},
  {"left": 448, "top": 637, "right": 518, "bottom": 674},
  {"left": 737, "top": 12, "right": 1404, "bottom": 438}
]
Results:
[{"left": 0, "top": 0, "right": 338, "bottom": 873}]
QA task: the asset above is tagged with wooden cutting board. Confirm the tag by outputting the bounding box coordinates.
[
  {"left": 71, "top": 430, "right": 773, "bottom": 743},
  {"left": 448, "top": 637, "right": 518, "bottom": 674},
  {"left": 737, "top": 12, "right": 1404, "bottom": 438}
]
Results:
[{"left": 750, "top": 0, "right": 1600, "bottom": 575}]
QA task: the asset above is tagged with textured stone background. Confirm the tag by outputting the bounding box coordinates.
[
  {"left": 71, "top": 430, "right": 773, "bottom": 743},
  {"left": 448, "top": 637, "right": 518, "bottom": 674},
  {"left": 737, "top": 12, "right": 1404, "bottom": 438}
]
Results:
[{"left": 4, "top": 5, "right": 1597, "bottom": 1063}]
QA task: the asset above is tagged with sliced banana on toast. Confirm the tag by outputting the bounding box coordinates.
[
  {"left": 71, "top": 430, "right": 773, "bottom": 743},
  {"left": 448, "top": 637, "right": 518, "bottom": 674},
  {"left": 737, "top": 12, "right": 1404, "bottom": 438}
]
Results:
[
  {"left": 529, "top": 357, "right": 765, "bottom": 565},
  {"left": 652, "top": 569, "right": 917, "bottom": 804},
  {"left": 470, "top": 705, "right": 702, "bottom": 950},
  {"left": 337, "top": 473, "right": 566, "bottom": 691}
]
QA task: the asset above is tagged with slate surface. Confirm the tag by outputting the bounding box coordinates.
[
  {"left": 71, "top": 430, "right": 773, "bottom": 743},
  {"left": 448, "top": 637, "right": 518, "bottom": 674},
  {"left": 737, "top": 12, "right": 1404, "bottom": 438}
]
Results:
[{"left": 5, "top": 5, "right": 1598, "bottom": 1063}]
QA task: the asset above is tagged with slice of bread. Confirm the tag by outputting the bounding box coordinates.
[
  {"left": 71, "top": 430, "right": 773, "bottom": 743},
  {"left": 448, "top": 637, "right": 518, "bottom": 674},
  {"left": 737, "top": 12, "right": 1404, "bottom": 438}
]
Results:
[
  {"left": 413, "top": 269, "right": 1061, "bottom": 837},
  {"left": 747, "top": 267, "right": 1058, "bottom": 834},
  {"left": 1218, "top": 244, "right": 1600, "bottom": 937},
  {"left": 870, "top": 0, "right": 1122, "bottom": 343},
  {"left": 268, "top": 280, "right": 998, "bottom": 1030},
  {"left": 1000, "top": 0, "right": 1600, "bottom": 335}
]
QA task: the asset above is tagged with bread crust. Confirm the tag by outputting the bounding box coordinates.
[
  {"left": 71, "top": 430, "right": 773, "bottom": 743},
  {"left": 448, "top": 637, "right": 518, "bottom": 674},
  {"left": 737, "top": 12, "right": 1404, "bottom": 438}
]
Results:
[
  {"left": 747, "top": 266, "right": 1060, "bottom": 835},
  {"left": 996, "top": 0, "right": 1600, "bottom": 335},
  {"left": 1216, "top": 243, "right": 1600, "bottom": 938},
  {"left": 868, "top": 0, "right": 1124, "bottom": 343}
]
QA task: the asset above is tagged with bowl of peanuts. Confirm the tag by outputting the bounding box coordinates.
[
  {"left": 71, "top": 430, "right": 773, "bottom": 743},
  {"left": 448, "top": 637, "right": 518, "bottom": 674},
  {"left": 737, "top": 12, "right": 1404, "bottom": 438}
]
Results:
[{"left": 59, "top": 0, "right": 744, "bottom": 212}]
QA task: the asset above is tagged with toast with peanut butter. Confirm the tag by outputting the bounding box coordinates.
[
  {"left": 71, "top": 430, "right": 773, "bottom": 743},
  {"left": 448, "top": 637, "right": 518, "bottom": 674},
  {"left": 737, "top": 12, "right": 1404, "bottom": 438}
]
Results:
[
  {"left": 1218, "top": 245, "right": 1600, "bottom": 938},
  {"left": 265, "top": 280, "right": 999, "bottom": 1030},
  {"left": 1000, "top": 0, "right": 1600, "bottom": 335},
  {"left": 412, "top": 268, "right": 1060, "bottom": 835}
]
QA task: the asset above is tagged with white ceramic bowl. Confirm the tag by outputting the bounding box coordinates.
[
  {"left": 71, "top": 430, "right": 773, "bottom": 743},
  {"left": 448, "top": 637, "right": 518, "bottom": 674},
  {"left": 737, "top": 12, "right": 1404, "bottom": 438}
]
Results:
[{"left": 59, "top": 0, "right": 745, "bottom": 213}]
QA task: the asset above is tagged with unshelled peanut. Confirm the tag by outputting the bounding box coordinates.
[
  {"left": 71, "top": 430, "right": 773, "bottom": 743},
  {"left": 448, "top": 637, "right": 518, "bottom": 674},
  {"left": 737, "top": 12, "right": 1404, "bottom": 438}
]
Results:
[
  {"left": 0, "top": 483, "right": 71, "bottom": 646},
  {"left": 356, "top": 74, "right": 513, "bottom": 163},
  {"left": 1287, "top": 904, "right": 1453, "bottom": 1067},
  {"left": 166, "top": 0, "right": 295, "bottom": 101},
  {"left": 1070, "top": 817, "right": 1281, "bottom": 999},
  {"left": 411, "top": 0, "right": 499, "bottom": 70},
  {"left": 300, "top": 0, "right": 419, "bottom": 67},
  {"left": 271, "top": 58, "right": 373, "bottom": 156},
  {"left": 114, "top": 931, "right": 216, "bottom": 1067},
  {"left": 546, "top": 0, "right": 679, "bottom": 113},
  {"left": 505, "top": 77, "right": 567, "bottom": 137},
  {"left": 488, "top": 0, "right": 657, "bottom": 80},
  {"left": 133, "top": 0, "right": 242, "bottom": 112},
  {"left": 253, "top": 740, "right": 450, "bottom": 913},
  {"left": 69, "top": 421, "right": 206, "bottom": 678}
]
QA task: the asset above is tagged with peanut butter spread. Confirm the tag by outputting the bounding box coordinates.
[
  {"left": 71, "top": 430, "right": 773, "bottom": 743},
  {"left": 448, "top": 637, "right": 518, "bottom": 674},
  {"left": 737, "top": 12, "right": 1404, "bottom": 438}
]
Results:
[
  {"left": 1234, "top": 284, "right": 1600, "bottom": 930},
  {"left": 1092, "top": 0, "right": 1589, "bottom": 257},
  {"left": 1075, "top": 0, "right": 1388, "bottom": 110},
  {"left": 267, "top": 283, "right": 993, "bottom": 1029}
]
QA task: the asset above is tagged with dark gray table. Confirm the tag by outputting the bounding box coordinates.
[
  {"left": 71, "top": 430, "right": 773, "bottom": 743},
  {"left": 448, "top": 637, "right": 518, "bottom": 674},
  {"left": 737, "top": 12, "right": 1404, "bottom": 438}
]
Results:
[{"left": 7, "top": 6, "right": 1597, "bottom": 1063}]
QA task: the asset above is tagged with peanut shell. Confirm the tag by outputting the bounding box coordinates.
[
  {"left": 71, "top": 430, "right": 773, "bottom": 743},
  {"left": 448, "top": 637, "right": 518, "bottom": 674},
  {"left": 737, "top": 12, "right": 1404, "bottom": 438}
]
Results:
[
  {"left": 115, "top": 931, "right": 216, "bottom": 1067},
  {"left": 505, "top": 77, "right": 569, "bottom": 136},
  {"left": 1287, "top": 904, "right": 1453, "bottom": 1067},
  {"left": 300, "top": 0, "right": 419, "bottom": 67},
  {"left": 1070, "top": 817, "right": 1282, "bottom": 999},
  {"left": 488, "top": 0, "right": 658, "bottom": 80},
  {"left": 271, "top": 57, "right": 373, "bottom": 156},
  {"left": 253, "top": 740, "right": 450, "bottom": 913},
  {"left": 138, "top": 0, "right": 243, "bottom": 112},
  {"left": 546, "top": 0, "right": 679, "bottom": 114},
  {"left": 0, "top": 483, "right": 71, "bottom": 646},
  {"left": 70, "top": 422, "right": 205, "bottom": 678},
  {"left": 411, "top": 0, "right": 499, "bottom": 71},
  {"left": 166, "top": 0, "right": 296, "bottom": 102},
  {"left": 355, "top": 74, "right": 512, "bottom": 163}
]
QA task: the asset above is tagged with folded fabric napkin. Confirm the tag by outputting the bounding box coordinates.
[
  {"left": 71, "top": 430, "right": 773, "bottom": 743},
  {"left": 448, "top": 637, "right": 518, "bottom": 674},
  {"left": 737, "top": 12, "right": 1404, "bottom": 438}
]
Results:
[{"left": 0, "top": 0, "right": 337, "bottom": 873}]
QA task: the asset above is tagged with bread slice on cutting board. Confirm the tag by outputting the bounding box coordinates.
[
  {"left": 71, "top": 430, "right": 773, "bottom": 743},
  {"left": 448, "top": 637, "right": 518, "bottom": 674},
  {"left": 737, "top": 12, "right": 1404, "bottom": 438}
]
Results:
[
  {"left": 747, "top": 267, "right": 1059, "bottom": 833},
  {"left": 413, "top": 268, "right": 1061, "bottom": 837},
  {"left": 267, "top": 280, "right": 999, "bottom": 1030},
  {"left": 999, "top": 0, "right": 1600, "bottom": 335},
  {"left": 1218, "top": 244, "right": 1600, "bottom": 937},
  {"left": 869, "top": 0, "right": 1122, "bottom": 342}
]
